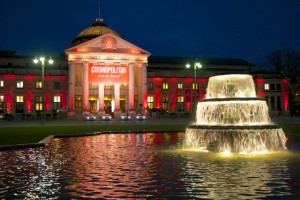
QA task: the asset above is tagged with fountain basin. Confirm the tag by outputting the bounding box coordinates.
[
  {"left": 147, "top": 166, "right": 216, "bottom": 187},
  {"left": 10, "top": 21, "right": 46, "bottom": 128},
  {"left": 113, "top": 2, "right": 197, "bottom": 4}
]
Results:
[{"left": 185, "top": 126, "right": 287, "bottom": 153}]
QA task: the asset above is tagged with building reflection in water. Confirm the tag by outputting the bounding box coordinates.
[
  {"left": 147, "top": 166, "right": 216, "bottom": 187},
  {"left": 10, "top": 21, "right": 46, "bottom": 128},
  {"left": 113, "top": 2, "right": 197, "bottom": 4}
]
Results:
[{"left": 0, "top": 132, "right": 299, "bottom": 199}]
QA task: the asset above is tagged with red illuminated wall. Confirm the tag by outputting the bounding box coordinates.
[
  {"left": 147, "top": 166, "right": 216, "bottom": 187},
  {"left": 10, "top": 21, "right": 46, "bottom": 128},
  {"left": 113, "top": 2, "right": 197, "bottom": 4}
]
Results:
[
  {"left": 282, "top": 79, "right": 289, "bottom": 110},
  {"left": 147, "top": 77, "right": 208, "bottom": 112},
  {"left": 255, "top": 78, "right": 265, "bottom": 98},
  {"left": 0, "top": 74, "right": 68, "bottom": 113}
]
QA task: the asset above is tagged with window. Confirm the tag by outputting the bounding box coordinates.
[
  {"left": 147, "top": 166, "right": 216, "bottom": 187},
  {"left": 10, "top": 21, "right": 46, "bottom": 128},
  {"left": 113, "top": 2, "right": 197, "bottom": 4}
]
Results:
[
  {"left": 16, "top": 80, "right": 24, "bottom": 89},
  {"left": 148, "top": 82, "right": 153, "bottom": 90},
  {"left": 277, "top": 84, "right": 281, "bottom": 90},
  {"left": 75, "top": 95, "right": 82, "bottom": 108},
  {"left": 270, "top": 84, "right": 276, "bottom": 90},
  {"left": 177, "top": 95, "right": 184, "bottom": 103},
  {"left": 192, "top": 83, "right": 198, "bottom": 90},
  {"left": 54, "top": 81, "right": 61, "bottom": 90},
  {"left": 0, "top": 95, "right": 4, "bottom": 113},
  {"left": 16, "top": 96, "right": 24, "bottom": 113},
  {"left": 177, "top": 83, "right": 183, "bottom": 89},
  {"left": 35, "top": 96, "right": 43, "bottom": 111},
  {"left": 177, "top": 95, "right": 184, "bottom": 112},
  {"left": 0, "top": 80, "right": 4, "bottom": 88},
  {"left": 36, "top": 81, "right": 42, "bottom": 89},
  {"left": 264, "top": 83, "right": 269, "bottom": 90},
  {"left": 163, "top": 82, "right": 169, "bottom": 90},
  {"left": 53, "top": 96, "right": 61, "bottom": 110},
  {"left": 89, "top": 83, "right": 98, "bottom": 89},
  {"left": 147, "top": 96, "right": 154, "bottom": 109},
  {"left": 162, "top": 96, "right": 169, "bottom": 110}
]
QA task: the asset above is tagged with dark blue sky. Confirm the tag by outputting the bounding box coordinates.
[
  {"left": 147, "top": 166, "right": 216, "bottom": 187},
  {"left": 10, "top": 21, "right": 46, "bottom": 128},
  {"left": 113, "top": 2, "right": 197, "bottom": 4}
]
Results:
[{"left": 1, "top": 0, "right": 300, "bottom": 65}]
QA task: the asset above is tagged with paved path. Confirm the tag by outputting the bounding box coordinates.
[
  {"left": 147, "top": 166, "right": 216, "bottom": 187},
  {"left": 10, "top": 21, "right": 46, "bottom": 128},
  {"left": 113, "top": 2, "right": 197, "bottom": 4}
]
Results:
[
  {"left": 0, "top": 113, "right": 299, "bottom": 127},
  {"left": 0, "top": 113, "right": 194, "bottom": 127}
]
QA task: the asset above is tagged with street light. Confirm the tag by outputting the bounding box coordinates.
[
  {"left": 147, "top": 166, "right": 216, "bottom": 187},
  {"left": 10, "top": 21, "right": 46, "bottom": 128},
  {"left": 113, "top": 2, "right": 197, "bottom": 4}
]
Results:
[
  {"left": 186, "top": 60, "right": 202, "bottom": 111},
  {"left": 33, "top": 56, "right": 54, "bottom": 125}
]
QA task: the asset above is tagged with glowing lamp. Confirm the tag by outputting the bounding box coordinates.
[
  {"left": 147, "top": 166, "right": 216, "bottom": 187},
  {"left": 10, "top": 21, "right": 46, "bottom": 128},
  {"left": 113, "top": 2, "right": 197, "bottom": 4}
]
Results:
[
  {"left": 33, "top": 58, "right": 39, "bottom": 64},
  {"left": 196, "top": 63, "right": 202, "bottom": 68},
  {"left": 48, "top": 57, "right": 54, "bottom": 64}
]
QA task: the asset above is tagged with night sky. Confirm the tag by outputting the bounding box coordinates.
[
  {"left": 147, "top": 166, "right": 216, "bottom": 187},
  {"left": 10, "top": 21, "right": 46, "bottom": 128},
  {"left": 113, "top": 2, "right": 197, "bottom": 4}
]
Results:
[{"left": 1, "top": 0, "right": 300, "bottom": 65}]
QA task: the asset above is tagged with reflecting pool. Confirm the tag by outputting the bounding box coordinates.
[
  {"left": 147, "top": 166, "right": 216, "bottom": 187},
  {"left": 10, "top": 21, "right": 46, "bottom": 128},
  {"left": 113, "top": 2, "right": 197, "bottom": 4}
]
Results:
[{"left": 1, "top": 132, "right": 300, "bottom": 199}]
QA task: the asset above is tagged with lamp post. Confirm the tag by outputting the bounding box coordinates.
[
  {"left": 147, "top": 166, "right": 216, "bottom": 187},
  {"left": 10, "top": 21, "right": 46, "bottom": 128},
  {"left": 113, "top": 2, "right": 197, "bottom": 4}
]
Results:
[
  {"left": 186, "top": 60, "right": 202, "bottom": 111},
  {"left": 33, "top": 56, "right": 54, "bottom": 125}
]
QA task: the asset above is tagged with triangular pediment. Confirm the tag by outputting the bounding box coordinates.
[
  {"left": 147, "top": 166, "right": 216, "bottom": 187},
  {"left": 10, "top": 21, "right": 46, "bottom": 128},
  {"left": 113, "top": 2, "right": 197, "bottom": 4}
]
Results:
[{"left": 65, "top": 33, "right": 150, "bottom": 56}]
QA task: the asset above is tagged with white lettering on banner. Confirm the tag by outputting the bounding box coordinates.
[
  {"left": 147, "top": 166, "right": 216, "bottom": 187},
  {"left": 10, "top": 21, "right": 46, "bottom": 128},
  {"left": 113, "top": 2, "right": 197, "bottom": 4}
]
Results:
[{"left": 91, "top": 66, "right": 127, "bottom": 74}]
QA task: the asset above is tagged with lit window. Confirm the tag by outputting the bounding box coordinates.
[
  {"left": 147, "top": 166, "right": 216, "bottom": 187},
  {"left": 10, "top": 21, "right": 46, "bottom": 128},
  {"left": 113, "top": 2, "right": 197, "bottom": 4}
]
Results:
[
  {"left": 147, "top": 96, "right": 154, "bottom": 109},
  {"left": 0, "top": 95, "right": 4, "bottom": 112},
  {"left": 178, "top": 83, "right": 183, "bottom": 89},
  {"left": 53, "top": 96, "right": 61, "bottom": 110},
  {"left": 35, "top": 96, "right": 43, "bottom": 111},
  {"left": 163, "top": 82, "right": 169, "bottom": 90},
  {"left": 16, "top": 96, "right": 24, "bottom": 113},
  {"left": 36, "top": 81, "right": 42, "bottom": 89},
  {"left": 0, "top": 80, "right": 4, "bottom": 88},
  {"left": 192, "top": 83, "right": 198, "bottom": 90},
  {"left": 177, "top": 96, "right": 184, "bottom": 102},
  {"left": 16, "top": 96, "right": 24, "bottom": 102},
  {"left": 54, "top": 96, "right": 61, "bottom": 102},
  {"left": 264, "top": 83, "right": 269, "bottom": 90},
  {"left": 162, "top": 96, "right": 169, "bottom": 110},
  {"left": 16, "top": 80, "right": 24, "bottom": 88}
]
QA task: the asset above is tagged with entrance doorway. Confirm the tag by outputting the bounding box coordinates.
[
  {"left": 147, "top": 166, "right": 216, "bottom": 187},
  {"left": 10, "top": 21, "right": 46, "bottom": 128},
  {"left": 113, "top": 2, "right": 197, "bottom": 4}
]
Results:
[
  {"left": 104, "top": 96, "right": 112, "bottom": 114},
  {"left": 89, "top": 96, "right": 98, "bottom": 113},
  {"left": 120, "top": 96, "right": 126, "bottom": 112}
]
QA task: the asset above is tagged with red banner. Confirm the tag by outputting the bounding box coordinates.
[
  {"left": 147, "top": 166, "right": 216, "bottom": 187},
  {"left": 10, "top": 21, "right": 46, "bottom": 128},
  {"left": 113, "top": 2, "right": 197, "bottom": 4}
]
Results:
[{"left": 89, "top": 64, "right": 129, "bottom": 84}]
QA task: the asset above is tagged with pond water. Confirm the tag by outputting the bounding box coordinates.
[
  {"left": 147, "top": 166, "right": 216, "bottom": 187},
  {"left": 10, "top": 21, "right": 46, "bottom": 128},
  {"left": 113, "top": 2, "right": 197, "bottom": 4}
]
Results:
[{"left": 0, "top": 132, "right": 300, "bottom": 199}]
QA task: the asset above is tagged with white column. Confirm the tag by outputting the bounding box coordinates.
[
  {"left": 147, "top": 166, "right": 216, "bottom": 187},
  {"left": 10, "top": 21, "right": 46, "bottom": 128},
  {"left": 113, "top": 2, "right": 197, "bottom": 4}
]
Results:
[
  {"left": 114, "top": 83, "right": 120, "bottom": 113},
  {"left": 129, "top": 64, "right": 135, "bottom": 112},
  {"left": 98, "top": 83, "right": 104, "bottom": 113},
  {"left": 83, "top": 61, "right": 89, "bottom": 113},
  {"left": 142, "top": 64, "right": 148, "bottom": 112},
  {"left": 68, "top": 61, "right": 75, "bottom": 114}
]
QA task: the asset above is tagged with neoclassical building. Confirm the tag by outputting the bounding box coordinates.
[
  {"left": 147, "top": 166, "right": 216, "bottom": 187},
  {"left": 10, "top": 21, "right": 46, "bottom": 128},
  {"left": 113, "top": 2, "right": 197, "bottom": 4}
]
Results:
[
  {"left": 0, "top": 19, "right": 291, "bottom": 119},
  {"left": 65, "top": 19, "right": 150, "bottom": 114}
]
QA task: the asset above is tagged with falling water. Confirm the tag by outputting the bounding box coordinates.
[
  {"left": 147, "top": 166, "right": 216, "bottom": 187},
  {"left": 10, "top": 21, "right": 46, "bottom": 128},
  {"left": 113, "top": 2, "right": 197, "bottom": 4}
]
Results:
[{"left": 184, "top": 74, "right": 287, "bottom": 153}]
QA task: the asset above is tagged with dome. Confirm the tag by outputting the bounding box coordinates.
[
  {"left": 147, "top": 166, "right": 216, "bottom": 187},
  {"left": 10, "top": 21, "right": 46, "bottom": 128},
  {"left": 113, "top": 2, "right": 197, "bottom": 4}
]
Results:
[{"left": 71, "top": 18, "right": 120, "bottom": 46}]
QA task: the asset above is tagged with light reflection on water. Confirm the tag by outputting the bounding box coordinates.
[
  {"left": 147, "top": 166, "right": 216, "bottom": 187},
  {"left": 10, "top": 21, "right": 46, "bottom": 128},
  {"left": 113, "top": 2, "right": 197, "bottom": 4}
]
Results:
[{"left": 0, "top": 132, "right": 300, "bottom": 199}]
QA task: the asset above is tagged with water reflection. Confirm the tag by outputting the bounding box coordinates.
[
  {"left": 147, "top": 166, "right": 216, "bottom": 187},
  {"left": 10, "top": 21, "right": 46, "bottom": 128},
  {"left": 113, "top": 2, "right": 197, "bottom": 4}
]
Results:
[{"left": 0, "top": 132, "right": 299, "bottom": 199}]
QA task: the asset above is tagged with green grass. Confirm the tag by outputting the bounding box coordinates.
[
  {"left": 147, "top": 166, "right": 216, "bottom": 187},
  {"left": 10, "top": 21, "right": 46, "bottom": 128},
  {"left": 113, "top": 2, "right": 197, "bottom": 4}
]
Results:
[
  {"left": 0, "top": 122, "right": 299, "bottom": 146},
  {"left": 0, "top": 123, "right": 188, "bottom": 146}
]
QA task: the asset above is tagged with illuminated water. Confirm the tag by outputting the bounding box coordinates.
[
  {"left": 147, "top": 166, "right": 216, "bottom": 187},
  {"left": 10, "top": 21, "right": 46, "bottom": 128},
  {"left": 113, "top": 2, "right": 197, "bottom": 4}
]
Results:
[
  {"left": 185, "top": 74, "right": 287, "bottom": 153},
  {"left": 0, "top": 132, "right": 300, "bottom": 199}
]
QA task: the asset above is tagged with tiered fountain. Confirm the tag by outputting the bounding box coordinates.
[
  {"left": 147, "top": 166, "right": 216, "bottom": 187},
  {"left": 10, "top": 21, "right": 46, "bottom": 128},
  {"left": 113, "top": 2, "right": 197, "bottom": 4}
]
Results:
[{"left": 184, "top": 74, "right": 287, "bottom": 153}]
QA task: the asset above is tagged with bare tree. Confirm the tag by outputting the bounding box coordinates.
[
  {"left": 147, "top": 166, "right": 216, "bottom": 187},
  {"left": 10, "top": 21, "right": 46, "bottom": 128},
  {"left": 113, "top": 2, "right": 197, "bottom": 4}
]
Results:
[{"left": 265, "top": 48, "right": 300, "bottom": 114}]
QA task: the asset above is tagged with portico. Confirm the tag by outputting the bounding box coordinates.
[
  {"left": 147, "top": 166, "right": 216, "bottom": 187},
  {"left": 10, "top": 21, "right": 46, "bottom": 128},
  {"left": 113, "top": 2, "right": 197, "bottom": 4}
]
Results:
[{"left": 65, "top": 31, "right": 150, "bottom": 114}]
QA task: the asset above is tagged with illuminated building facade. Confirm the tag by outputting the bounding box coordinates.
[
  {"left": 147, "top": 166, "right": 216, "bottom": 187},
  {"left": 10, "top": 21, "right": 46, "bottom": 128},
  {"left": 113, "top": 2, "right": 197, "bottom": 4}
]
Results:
[
  {"left": 0, "top": 20, "right": 290, "bottom": 118},
  {"left": 0, "top": 50, "right": 68, "bottom": 119},
  {"left": 65, "top": 19, "right": 150, "bottom": 114},
  {"left": 146, "top": 57, "right": 290, "bottom": 116}
]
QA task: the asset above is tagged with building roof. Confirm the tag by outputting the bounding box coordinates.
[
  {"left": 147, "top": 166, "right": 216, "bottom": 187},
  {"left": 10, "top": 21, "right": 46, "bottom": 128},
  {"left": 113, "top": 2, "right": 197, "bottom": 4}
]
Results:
[
  {"left": 148, "top": 56, "right": 253, "bottom": 66},
  {"left": 71, "top": 19, "right": 120, "bottom": 46}
]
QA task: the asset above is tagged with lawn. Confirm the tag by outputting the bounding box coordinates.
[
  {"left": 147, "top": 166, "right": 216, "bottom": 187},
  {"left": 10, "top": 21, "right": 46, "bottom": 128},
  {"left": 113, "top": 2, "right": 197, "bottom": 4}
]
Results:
[
  {"left": 0, "top": 122, "right": 299, "bottom": 146},
  {"left": 0, "top": 123, "right": 188, "bottom": 146}
]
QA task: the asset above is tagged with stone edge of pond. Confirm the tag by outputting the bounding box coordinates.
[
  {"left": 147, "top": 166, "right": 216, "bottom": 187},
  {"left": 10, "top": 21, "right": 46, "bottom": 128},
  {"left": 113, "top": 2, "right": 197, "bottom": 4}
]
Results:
[
  {"left": 0, "top": 135, "right": 54, "bottom": 151},
  {"left": 0, "top": 130, "right": 185, "bottom": 151}
]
